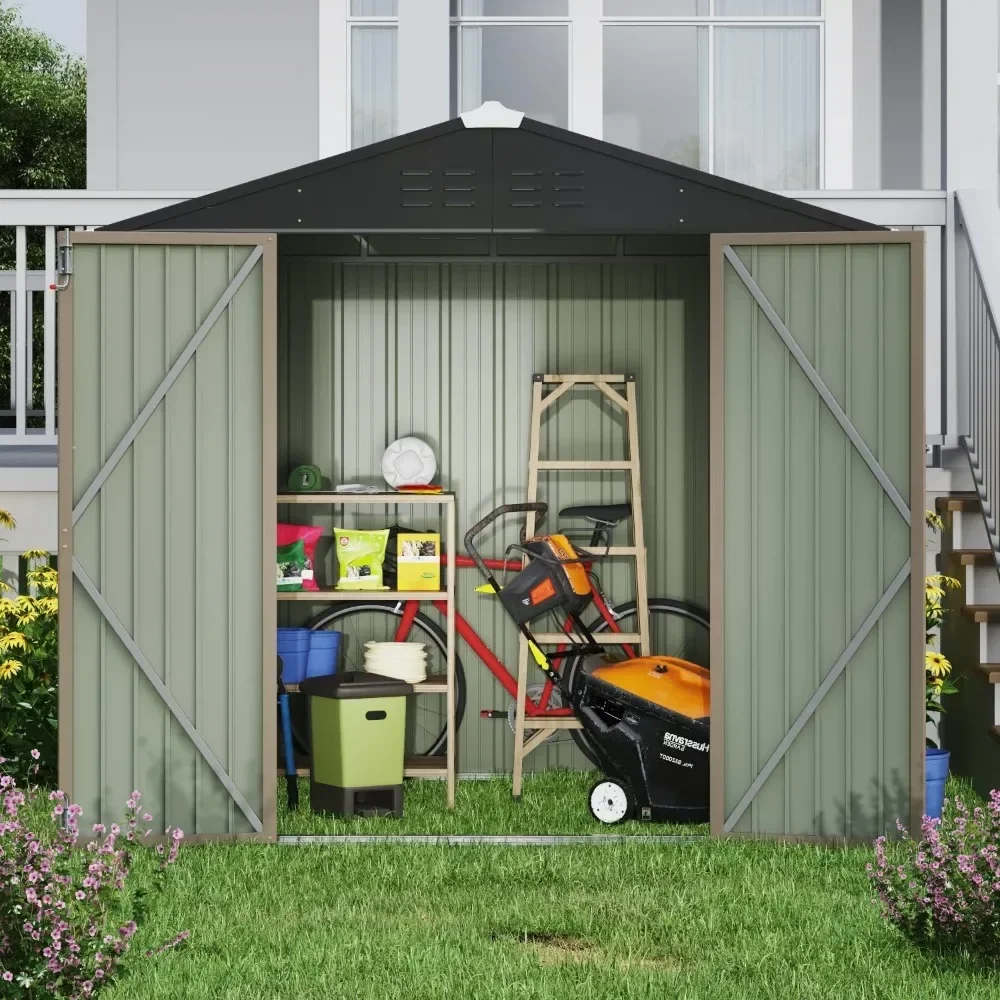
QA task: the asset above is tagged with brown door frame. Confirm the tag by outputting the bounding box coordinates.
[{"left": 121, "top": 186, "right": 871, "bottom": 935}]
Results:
[
  {"left": 708, "top": 230, "right": 926, "bottom": 840},
  {"left": 58, "top": 231, "right": 278, "bottom": 842}
]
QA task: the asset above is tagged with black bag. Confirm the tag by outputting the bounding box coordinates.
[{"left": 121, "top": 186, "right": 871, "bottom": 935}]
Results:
[{"left": 382, "top": 524, "right": 416, "bottom": 589}]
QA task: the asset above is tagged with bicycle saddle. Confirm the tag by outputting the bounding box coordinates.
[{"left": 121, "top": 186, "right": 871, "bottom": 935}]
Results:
[{"left": 559, "top": 502, "right": 632, "bottom": 524}]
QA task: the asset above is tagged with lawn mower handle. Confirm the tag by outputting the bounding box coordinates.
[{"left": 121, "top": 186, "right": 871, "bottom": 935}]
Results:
[{"left": 464, "top": 502, "right": 548, "bottom": 580}]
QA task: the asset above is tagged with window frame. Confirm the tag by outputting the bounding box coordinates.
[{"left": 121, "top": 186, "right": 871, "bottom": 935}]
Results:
[
  {"left": 600, "top": 3, "right": 827, "bottom": 187},
  {"left": 319, "top": 0, "right": 853, "bottom": 191},
  {"left": 449, "top": 6, "right": 575, "bottom": 130}
]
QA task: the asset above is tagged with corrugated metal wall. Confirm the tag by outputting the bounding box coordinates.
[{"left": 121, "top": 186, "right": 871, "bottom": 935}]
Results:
[
  {"left": 721, "top": 242, "right": 914, "bottom": 838},
  {"left": 69, "top": 243, "right": 266, "bottom": 835},
  {"left": 278, "top": 255, "right": 709, "bottom": 774}
]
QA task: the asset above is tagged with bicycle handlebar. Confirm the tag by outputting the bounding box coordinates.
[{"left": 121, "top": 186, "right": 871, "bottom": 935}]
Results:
[{"left": 463, "top": 502, "right": 548, "bottom": 580}]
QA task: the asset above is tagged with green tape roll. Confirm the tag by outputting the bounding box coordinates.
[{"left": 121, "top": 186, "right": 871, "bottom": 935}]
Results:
[{"left": 288, "top": 464, "right": 322, "bottom": 492}]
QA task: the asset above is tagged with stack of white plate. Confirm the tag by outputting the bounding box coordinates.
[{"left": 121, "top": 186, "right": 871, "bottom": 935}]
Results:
[{"left": 363, "top": 641, "right": 428, "bottom": 684}]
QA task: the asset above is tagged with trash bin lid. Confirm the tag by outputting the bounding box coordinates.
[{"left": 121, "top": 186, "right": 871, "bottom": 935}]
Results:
[{"left": 299, "top": 671, "right": 414, "bottom": 699}]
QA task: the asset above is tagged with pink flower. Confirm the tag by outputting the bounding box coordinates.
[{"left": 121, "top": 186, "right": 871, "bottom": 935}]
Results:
[{"left": 30, "top": 749, "right": 40, "bottom": 760}]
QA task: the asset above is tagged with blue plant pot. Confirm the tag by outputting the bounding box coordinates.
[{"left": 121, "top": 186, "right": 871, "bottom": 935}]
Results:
[
  {"left": 925, "top": 747, "right": 950, "bottom": 820},
  {"left": 277, "top": 628, "right": 310, "bottom": 685},
  {"left": 306, "top": 630, "right": 341, "bottom": 679}
]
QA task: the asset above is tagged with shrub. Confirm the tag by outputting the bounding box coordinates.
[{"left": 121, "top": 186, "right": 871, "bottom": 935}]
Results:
[
  {"left": 0, "top": 539, "right": 59, "bottom": 785},
  {"left": 0, "top": 754, "right": 187, "bottom": 998},
  {"left": 867, "top": 790, "right": 1000, "bottom": 956}
]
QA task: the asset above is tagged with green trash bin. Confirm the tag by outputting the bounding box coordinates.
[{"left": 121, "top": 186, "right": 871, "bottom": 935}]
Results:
[{"left": 300, "top": 671, "right": 414, "bottom": 818}]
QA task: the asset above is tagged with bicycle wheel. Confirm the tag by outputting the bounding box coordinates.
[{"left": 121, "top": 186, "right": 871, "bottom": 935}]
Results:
[
  {"left": 565, "top": 597, "right": 711, "bottom": 767},
  {"left": 306, "top": 602, "right": 466, "bottom": 759}
]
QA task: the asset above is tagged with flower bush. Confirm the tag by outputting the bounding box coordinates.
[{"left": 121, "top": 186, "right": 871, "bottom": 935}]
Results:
[
  {"left": 924, "top": 510, "right": 961, "bottom": 747},
  {"left": 867, "top": 790, "right": 1000, "bottom": 956},
  {"left": 0, "top": 754, "right": 187, "bottom": 998},
  {"left": 0, "top": 506, "right": 59, "bottom": 785}
]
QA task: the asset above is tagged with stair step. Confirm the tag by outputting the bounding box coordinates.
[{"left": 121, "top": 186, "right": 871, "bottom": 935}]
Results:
[
  {"left": 975, "top": 663, "right": 1000, "bottom": 684},
  {"left": 950, "top": 549, "right": 996, "bottom": 567},
  {"left": 937, "top": 494, "right": 981, "bottom": 514},
  {"left": 961, "top": 605, "right": 1000, "bottom": 623}
]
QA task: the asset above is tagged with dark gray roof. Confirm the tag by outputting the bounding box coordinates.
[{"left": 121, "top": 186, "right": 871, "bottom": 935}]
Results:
[{"left": 103, "top": 115, "right": 881, "bottom": 236}]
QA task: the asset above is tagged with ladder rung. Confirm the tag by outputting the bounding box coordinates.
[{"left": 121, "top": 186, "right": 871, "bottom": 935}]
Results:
[
  {"left": 541, "top": 374, "right": 628, "bottom": 384},
  {"left": 520, "top": 718, "right": 583, "bottom": 730},
  {"left": 531, "top": 633, "right": 643, "bottom": 644},
  {"left": 594, "top": 546, "right": 640, "bottom": 556},
  {"left": 535, "top": 460, "right": 633, "bottom": 471}
]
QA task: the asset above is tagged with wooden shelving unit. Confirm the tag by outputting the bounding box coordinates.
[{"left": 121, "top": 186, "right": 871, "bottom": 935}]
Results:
[
  {"left": 277, "top": 491, "right": 458, "bottom": 808},
  {"left": 277, "top": 589, "right": 447, "bottom": 602}
]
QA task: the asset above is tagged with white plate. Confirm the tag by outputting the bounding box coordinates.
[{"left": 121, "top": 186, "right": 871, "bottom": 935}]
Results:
[{"left": 380, "top": 437, "right": 437, "bottom": 489}]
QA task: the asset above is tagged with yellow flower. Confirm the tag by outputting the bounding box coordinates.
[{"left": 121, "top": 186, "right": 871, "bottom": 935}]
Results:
[
  {"left": 0, "top": 509, "right": 16, "bottom": 532},
  {"left": 21, "top": 549, "right": 50, "bottom": 564},
  {"left": 15, "top": 612, "right": 38, "bottom": 628},
  {"left": 926, "top": 650, "right": 952, "bottom": 678},
  {"left": 0, "top": 632, "right": 28, "bottom": 652},
  {"left": 0, "top": 660, "right": 22, "bottom": 681}
]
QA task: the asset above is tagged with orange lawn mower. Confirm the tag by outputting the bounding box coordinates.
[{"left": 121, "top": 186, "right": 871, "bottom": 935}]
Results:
[{"left": 464, "top": 503, "right": 710, "bottom": 825}]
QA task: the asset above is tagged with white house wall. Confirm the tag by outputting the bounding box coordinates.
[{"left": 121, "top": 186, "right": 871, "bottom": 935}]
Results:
[{"left": 86, "top": 0, "right": 320, "bottom": 191}]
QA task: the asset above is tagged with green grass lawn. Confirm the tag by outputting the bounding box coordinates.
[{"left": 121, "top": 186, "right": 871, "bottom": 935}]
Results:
[
  {"left": 278, "top": 771, "right": 707, "bottom": 837},
  {"left": 92, "top": 776, "right": 1000, "bottom": 1000}
]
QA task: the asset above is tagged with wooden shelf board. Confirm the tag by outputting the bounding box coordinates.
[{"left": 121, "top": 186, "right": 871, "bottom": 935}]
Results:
[
  {"left": 404, "top": 756, "right": 447, "bottom": 778},
  {"left": 283, "top": 675, "right": 447, "bottom": 694},
  {"left": 277, "top": 589, "right": 448, "bottom": 602},
  {"left": 291, "top": 756, "right": 448, "bottom": 779},
  {"left": 278, "top": 492, "right": 454, "bottom": 505}
]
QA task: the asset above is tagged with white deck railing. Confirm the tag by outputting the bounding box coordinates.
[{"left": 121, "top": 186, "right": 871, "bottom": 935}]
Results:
[
  {"left": 0, "top": 188, "right": 948, "bottom": 447},
  {"left": 954, "top": 190, "right": 1000, "bottom": 580},
  {"left": 0, "top": 192, "right": 203, "bottom": 445}
]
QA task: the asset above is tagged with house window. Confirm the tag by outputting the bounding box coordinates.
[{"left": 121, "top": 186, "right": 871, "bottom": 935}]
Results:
[
  {"left": 449, "top": 1, "right": 571, "bottom": 128},
  {"left": 349, "top": 0, "right": 399, "bottom": 148},
  {"left": 602, "top": 0, "right": 823, "bottom": 189}
]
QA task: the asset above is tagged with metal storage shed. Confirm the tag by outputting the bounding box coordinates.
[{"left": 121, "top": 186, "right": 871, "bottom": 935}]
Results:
[{"left": 58, "top": 105, "right": 924, "bottom": 843}]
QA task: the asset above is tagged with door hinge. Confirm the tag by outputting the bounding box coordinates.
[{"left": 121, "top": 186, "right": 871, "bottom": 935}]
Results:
[{"left": 52, "top": 230, "right": 73, "bottom": 290}]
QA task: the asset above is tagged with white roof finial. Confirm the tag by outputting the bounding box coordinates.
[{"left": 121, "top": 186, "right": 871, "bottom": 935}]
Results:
[{"left": 460, "top": 101, "right": 524, "bottom": 128}]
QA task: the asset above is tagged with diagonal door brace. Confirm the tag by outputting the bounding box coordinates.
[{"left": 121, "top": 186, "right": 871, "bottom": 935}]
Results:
[
  {"left": 723, "top": 246, "right": 911, "bottom": 526},
  {"left": 73, "top": 558, "right": 263, "bottom": 833},
  {"left": 723, "top": 559, "right": 911, "bottom": 833},
  {"left": 72, "top": 245, "right": 264, "bottom": 526}
]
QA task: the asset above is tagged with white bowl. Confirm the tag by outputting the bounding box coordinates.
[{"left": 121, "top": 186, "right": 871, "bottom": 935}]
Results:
[{"left": 380, "top": 437, "right": 437, "bottom": 489}]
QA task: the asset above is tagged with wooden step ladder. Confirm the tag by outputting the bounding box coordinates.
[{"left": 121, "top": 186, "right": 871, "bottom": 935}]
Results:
[{"left": 511, "top": 373, "right": 651, "bottom": 798}]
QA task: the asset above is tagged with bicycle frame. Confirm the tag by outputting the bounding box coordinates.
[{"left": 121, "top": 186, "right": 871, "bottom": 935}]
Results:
[{"left": 391, "top": 553, "right": 635, "bottom": 718}]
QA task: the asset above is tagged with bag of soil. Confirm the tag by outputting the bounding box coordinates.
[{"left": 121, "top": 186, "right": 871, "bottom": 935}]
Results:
[
  {"left": 276, "top": 523, "right": 324, "bottom": 592},
  {"left": 334, "top": 527, "right": 390, "bottom": 590}
]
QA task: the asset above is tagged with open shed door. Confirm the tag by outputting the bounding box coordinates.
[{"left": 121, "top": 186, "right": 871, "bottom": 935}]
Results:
[
  {"left": 710, "top": 232, "right": 924, "bottom": 840},
  {"left": 58, "top": 233, "right": 277, "bottom": 841}
]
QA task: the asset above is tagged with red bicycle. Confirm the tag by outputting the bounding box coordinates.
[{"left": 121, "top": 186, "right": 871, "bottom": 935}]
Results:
[{"left": 307, "top": 501, "right": 709, "bottom": 762}]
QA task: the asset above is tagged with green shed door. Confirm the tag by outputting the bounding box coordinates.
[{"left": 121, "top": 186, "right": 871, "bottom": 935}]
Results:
[
  {"left": 710, "top": 233, "right": 924, "bottom": 840},
  {"left": 58, "top": 233, "right": 277, "bottom": 841}
]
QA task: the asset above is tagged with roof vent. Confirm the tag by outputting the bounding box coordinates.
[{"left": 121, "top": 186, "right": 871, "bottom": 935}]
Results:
[{"left": 461, "top": 101, "right": 524, "bottom": 129}]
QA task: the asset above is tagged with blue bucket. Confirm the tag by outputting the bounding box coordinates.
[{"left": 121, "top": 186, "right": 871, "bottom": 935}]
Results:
[
  {"left": 306, "top": 630, "right": 341, "bottom": 679},
  {"left": 277, "top": 627, "right": 310, "bottom": 685},
  {"left": 925, "top": 748, "right": 950, "bottom": 820}
]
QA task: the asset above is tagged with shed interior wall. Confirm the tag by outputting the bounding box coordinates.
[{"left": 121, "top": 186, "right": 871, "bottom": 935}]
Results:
[{"left": 275, "top": 245, "right": 710, "bottom": 775}]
